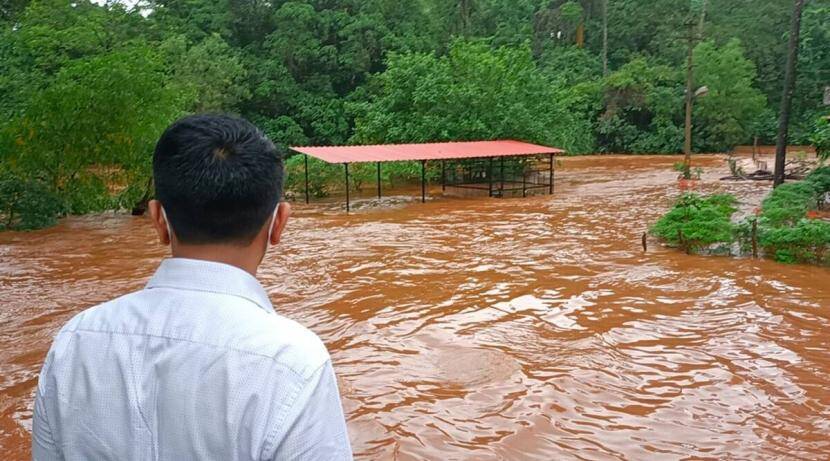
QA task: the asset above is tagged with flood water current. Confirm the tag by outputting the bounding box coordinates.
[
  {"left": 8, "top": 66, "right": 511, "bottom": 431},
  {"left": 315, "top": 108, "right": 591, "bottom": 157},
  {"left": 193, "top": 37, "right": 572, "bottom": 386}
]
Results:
[{"left": 1, "top": 155, "right": 828, "bottom": 460}]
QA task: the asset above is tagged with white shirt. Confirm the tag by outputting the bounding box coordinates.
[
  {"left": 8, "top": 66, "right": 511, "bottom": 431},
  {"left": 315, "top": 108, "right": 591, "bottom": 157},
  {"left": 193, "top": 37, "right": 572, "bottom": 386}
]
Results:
[{"left": 33, "top": 258, "right": 352, "bottom": 461}]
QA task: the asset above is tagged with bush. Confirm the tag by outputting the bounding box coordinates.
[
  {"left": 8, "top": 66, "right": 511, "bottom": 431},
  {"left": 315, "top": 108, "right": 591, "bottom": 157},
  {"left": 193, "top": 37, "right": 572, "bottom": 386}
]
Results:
[
  {"left": 804, "top": 165, "right": 830, "bottom": 195},
  {"left": 760, "top": 182, "right": 819, "bottom": 227},
  {"left": 810, "top": 116, "right": 830, "bottom": 161},
  {"left": 760, "top": 166, "right": 830, "bottom": 228},
  {"left": 651, "top": 193, "right": 737, "bottom": 253},
  {"left": 653, "top": 181, "right": 830, "bottom": 266},
  {"left": 63, "top": 174, "right": 114, "bottom": 215},
  {"left": 753, "top": 166, "right": 830, "bottom": 264},
  {"left": 760, "top": 219, "right": 830, "bottom": 264},
  {"left": 0, "top": 171, "right": 64, "bottom": 231}
]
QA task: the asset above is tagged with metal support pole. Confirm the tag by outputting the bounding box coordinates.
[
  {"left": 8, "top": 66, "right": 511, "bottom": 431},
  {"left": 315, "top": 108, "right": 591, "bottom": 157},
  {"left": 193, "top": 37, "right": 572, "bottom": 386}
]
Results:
[
  {"left": 441, "top": 160, "right": 446, "bottom": 191},
  {"left": 420, "top": 160, "right": 426, "bottom": 203},
  {"left": 751, "top": 218, "right": 758, "bottom": 258},
  {"left": 522, "top": 159, "right": 527, "bottom": 198},
  {"left": 304, "top": 154, "right": 310, "bottom": 204},
  {"left": 344, "top": 163, "right": 350, "bottom": 213},
  {"left": 376, "top": 162, "right": 382, "bottom": 200},
  {"left": 499, "top": 156, "right": 505, "bottom": 196},
  {"left": 488, "top": 157, "right": 494, "bottom": 197},
  {"left": 549, "top": 153, "right": 554, "bottom": 195}
]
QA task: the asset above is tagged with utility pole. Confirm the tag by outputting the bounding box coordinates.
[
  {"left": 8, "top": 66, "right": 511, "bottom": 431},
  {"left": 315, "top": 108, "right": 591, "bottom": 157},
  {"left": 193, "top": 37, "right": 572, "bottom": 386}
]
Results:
[
  {"left": 773, "top": 0, "right": 806, "bottom": 187},
  {"left": 683, "top": 0, "right": 707, "bottom": 178},
  {"left": 683, "top": 24, "right": 694, "bottom": 178}
]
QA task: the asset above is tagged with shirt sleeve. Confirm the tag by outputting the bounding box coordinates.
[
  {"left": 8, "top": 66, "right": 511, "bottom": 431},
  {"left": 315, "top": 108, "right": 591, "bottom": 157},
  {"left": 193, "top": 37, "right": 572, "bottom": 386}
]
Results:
[
  {"left": 262, "top": 360, "right": 352, "bottom": 461},
  {"left": 32, "top": 354, "right": 61, "bottom": 461}
]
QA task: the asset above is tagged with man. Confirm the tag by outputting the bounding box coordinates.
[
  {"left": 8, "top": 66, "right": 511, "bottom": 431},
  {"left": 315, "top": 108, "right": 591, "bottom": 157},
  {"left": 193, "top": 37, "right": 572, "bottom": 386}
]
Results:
[{"left": 32, "top": 114, "right": 352, "bottom": 460}]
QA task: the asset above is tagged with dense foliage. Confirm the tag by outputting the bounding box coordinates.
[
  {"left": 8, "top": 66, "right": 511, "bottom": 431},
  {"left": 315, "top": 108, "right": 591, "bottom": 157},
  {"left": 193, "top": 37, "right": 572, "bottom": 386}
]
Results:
[
  {"left": 650, "top": 193, "right": 738, "bottom": 253},
  {"left": 351, "top": 40, "right": 596, "bottom": 153},
  {"left": 812, "top": 117, "right": 830, "bottom": 161},
  {"left": 653, "top": 166, "right": 830, "bottom": 265},
  {"left": 1, "top": 0, "right": 829, "bottom": 229},
  {"left": 757, "top": 166, "right": 830, "bottom": 264}
]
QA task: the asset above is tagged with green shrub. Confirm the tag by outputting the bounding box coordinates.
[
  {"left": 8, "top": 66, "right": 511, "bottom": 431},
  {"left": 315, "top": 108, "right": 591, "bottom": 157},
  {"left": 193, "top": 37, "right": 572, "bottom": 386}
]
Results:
[
  {"left": 804, "top": 166, "right": 830, "bottom": 195},
  {"left": 752, "top": 166, "right": 830, "bottom": 264},
  {"left": 0, "top": 171, "right": 64, "bottom": 230},
  {"left": 810, "top": 116, "right": 830, "bottom": 161},
  {"left": 759, "top": 218, "right": 830, "bottom": 264},
  {"left": 760, "top": 182, "right": 818, "bottom": 227},
  {"left": 63, "top": 175, "right": 113, "bottom": 215},
  {"left": 760, "top": 167, "right": 830, "bottom": 228},
  {"left": 651, "top": 193, "right": 738, "bottom": 253}
]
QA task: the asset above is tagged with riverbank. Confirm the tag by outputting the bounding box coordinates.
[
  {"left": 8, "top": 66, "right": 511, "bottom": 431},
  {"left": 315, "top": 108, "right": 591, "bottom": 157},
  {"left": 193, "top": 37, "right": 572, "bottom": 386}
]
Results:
[{"left": 1, "top": 154, "right": 829, "bottom": 459}]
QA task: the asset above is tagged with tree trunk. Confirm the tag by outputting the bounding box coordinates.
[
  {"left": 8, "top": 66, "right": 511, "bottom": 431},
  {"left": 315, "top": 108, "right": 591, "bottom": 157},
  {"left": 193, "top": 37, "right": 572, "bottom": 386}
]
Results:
[
  {"left": 602, "top": 0, "right": 608, "bottom": 76},
  {"left": 131, "top": 177, "right": 154, "bottom": 216},
  {"left": 773, "top": 0, "right": 806, "bottom": 188}
]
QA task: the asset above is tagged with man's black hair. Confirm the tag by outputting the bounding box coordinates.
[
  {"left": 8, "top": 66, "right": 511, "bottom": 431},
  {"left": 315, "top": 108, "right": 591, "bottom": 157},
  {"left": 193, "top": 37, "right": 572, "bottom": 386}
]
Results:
[{"left": 153, "top": 114, "right": 284, "bottom": 245}]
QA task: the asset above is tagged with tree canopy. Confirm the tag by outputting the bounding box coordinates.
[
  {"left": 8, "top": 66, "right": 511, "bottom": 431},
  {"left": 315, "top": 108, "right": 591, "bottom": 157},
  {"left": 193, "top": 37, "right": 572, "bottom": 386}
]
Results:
[{"left": 1, "top": 0, "right": 829, "bottom": 229}]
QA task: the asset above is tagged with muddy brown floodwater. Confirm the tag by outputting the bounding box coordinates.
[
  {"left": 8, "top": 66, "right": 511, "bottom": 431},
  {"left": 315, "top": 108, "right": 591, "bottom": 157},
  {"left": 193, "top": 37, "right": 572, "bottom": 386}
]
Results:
[{"left": 1, "top": 155, "right": 829, "bottom": 460}]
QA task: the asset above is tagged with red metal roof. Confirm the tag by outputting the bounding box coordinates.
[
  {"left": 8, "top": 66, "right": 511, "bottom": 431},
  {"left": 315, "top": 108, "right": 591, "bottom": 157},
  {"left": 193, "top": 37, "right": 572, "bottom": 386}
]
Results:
[{"left": 289, "top": 140, "right": 563, "bottom": 164}]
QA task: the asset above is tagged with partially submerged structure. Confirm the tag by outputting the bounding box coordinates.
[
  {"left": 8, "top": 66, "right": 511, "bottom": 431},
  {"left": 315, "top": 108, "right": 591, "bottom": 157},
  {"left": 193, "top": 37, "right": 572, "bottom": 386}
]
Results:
[{"left": 289, "top": 140, "right": 564, "bottom": 211}]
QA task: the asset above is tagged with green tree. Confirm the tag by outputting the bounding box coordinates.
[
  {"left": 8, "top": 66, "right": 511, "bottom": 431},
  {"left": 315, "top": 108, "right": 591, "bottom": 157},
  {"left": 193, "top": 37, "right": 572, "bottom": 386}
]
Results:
[
  {"left": 597, "top": 58, "right": 683, "bottom": 153},
  {"left": 790, "top": 2, "right": 830, "bottom": 141},
  {"left": 692, "top": 39, "right": 767, "bottom": 151},
  {"left": 350, "top": 40, "right": 595, "bottom": 152},
  {"left": 162, "top": 33, "right": 250, "bottom": 113},
  {"left": 147, "top": 0, "right": 233, "bottom": 42},
  {"left": 0, "top": 0, "right": 144, "bottom": 119},
  {"left": 704, "top": 0, "right": 791, "bottom": 113},
  {"left": 538, "top": 45, "right": 602, "bottom": 85},
  {"left": 2, "top": 45, "right": 182, "bottom": 214},
  {"left": 773, "top": 0, "right": 806, "bottom": 187},
  {"left": 4, "top": 0, "right": 830, "bottom": 231}
]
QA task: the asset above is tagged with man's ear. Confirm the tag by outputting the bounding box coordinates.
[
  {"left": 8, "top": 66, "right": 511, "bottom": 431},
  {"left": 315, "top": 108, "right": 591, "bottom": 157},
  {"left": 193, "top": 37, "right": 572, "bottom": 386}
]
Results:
[
  {"left": 148, "top": 199, "right": 171, "bottom": 246},
  {"left": 269, "top": 201, "right": 291, "bottom": 246}
]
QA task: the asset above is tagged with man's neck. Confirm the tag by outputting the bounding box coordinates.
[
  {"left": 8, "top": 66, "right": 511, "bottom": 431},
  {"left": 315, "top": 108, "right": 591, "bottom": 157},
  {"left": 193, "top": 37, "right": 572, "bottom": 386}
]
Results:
[{"left": 171, "top": 245, "right": 262, "bottom": 276}]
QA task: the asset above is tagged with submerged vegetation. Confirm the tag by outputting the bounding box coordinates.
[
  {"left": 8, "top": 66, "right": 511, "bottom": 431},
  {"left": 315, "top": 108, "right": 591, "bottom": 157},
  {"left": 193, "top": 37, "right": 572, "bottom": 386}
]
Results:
[
  {"left": 652, "top": 166, "right": 830, "bottom": 265},
  {"left": 1, "top": 0, "right": 829, "bottom": 229},
  {"left": 651, "top": 193, "right": 738, "bottom": 254},
  {"left": 757, "top": 166, "right": 830, "bottom": 264}
]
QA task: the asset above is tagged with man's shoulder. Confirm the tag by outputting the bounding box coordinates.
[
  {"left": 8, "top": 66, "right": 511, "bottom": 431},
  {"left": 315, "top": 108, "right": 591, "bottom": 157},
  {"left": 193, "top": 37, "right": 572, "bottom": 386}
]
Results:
[
  {"left": 241, "top": 310, "right": 331, "bottom": 380},
  {"left": 57, "top": 289, "right": 330, "bottom": 381},
  {"left": 57, "top": 290, "right": 140, "bottom": 334}
]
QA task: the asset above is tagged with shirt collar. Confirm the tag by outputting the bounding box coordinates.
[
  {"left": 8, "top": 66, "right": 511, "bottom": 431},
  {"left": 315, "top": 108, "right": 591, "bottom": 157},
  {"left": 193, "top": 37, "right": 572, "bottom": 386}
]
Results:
[{"left": 146, "top": 258, "right": 274, "bottom": 313}]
